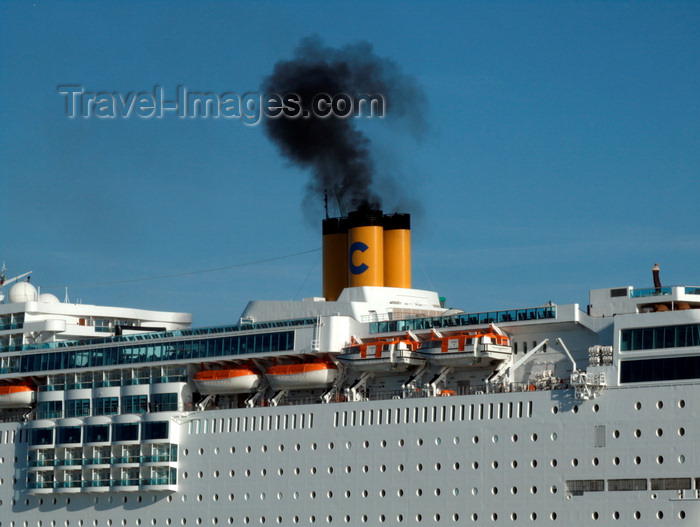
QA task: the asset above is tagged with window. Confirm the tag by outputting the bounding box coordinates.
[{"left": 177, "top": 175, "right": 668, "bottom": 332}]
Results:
[
  {"left": 621, "top": 355, "right": 700, "bottom": 383},
  {"left": 57, "top": 426, "right": 81, "bottom": 444},
  {"left": 621, "top": 324, "right": 700, "bottom": 351},
  {"left": 152, "top": 393, "right": 178, "bottom": 412},
  {"left": 143, "top": 421, "right": 169, "bottom": 440},
  {"left": 30, "top": 428, "right": 53, "bottom": 446},
  {"left": 85, "top": 425, "right": 110, "bottom": 443},
  {"left": 94, "top": 397, "right": 119, "bottom": 415},
  {"left": 122, "top": 395, "right": 148, "bottom": 414},
  {"left": 37, "top": 400, "right": 62, "bottom": 419},
  {"left": 113, "top": 423, "right": 139, "bottom": 442},
  {"left": 65, "top": 399, "right": 90, "bottom": 418}
]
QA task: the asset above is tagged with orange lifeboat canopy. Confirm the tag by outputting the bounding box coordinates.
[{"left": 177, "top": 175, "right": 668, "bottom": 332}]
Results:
[
  {"left": 266, "top": 361, "right": 338, "bottom": 390},
  {"left": 193, "top": 368, "right": 261, "bottom": 395},
  {"left": 0, "top": 384, "right": 36, "bottom": 408}
]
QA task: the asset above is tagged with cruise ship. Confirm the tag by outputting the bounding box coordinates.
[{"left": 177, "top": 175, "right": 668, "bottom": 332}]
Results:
[{"left": 1, "top": 209, "right": 699, "bottom": 526}]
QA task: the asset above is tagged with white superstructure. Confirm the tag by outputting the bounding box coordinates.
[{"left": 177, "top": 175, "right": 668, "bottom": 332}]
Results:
[{"left": 1, "top": 214, "right": 699, "bottom": 526}]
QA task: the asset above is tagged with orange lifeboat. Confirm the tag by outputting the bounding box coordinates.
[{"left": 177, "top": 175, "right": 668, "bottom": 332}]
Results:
[
  {"left": 0, "top": 384, "right": 36, "bottom": 408},
  {"left": 417, "top": 329, "right": 511, "bottom": 365},
  {"left": 338, "top": 334, "right": 423, "bottom": 371},
  {"left": 193, "top": 368, "right": 261, "bottom": 394},
  {"left": 265, "top": 361, "right": 337, "bottom": 390}
]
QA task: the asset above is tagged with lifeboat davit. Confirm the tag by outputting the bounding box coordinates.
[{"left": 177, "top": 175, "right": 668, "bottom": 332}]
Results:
[
  {"left": 0, "top": 384, "right": 36, "bottom": 408},
  {"left": 193, "top": 368, "right": 261, "bottom": 394},
  {"left": 266, "top": 361, "right": 338, "bottom": 390}
]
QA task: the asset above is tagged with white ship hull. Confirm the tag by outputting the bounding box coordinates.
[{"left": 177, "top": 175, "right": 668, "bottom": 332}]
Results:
[{"left": 2, "top": 382, "right": 699, "bottom": 526}]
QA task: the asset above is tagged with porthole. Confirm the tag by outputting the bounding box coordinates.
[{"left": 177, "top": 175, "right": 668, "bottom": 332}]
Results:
[
  {"left": 311, "top": 443, "right": 317, "bottom": 451},
  {"left": 551, "top": 512, "right": 557, "bottom": 520},
  {"left": 363, "top": 441, "right": 369, "bottom": 448},
  {"left": 613, "top": 457, "right": 620, "bottom": 466},
  {"left": 453, "top": 462, "right": 460, "bottom": 470},
  {"left": 261, "top": 445, "right": 267, "bottom": 453},
  {"left": 656, "top": 511, "right": 663, "bottom": 520},
  {"left": 511, "top": 513, "right": 517, "bottom": 521},
  {"left": 472, "top": 461, "right": 479, "bottom": 470},
  {"left": 492, "top": 435, "right": 498, "bottom": 444},
  {"left": 552, "top": 406, "right": 558, "bottom": 414},
  {"left": 328, "top": 442, "right": 335, "bottom": 450},
  {"left": 453, "top": 437, "right": 459, "bottom": 445},
  {"left": 679, "top": 455, "right": 686, "bottom": 464},
  {"left": 571, "top": 458, "right": 578, "bottom": 467},
  {"left": 472, "top": 436, "right": 479, "bottom": 444},
  {"left": 399, "top": 439, "right": 405, "bottom": 447},
  {"left": 634, "top": 456, "right": 641, "bottom": 465},
  {"left": 551, "top": 459, "right": 558, "bottom": 467},
  {"left": 592, "top": 512, "right": 599, "bottom": 520},
  {"left": 551, "top": 432, "right": 558, "bottom": 441},
  {"left": 592, "top": 458, "right": 599, "bottom": 466},
  {"left": 471, "top": 487, "right": 478, "bottom": 496},
  {"left": 531, "top": 433, "right": 538, "bottom": 442},
  {"left": 613, "top": 429, "right": 620, "bottom": 439},
  {"left": 415, "top": 489, "right": 422, "bottom": 497},
  {"left": 678, "top": 399, "right": 686, "bottom": 409},
  {"left": 634, "top": 511, "right": 640, "bottom": 520},
  {"left": 492, "top": 461, "right": 498, "bottom": 469},
  {"left": 434, "top": 463, "right": 441, "bottom": 471},
  {"left": 657, "top": 456, "right": 664, "bottom": 464},
  {"left": 656, "top": 401, "right": 663, "bottom": 409},
  {"left": 593, "top": 404, "right": 599, "bottom": 412},
  {"left": 433, "top": 438, "right": 440, "bottom": 446},
  {"left": 531, "top": 460, "right": 537, "bottom": 468},
  {"left": 345, "top": 441, "right": 351, "bottom": 450},
  {"left": 572, "top": 405, "right": 579, "bottom": 413},
  {"left": 679, "top": 511, "right": 686, "bottom": 519},
  {"left": 229, "top": 447, "right": 235, "bottom": 454},
  {"left": 551, "top": 486, "right": 557, "bottom": 494},
  {"left": 512, "top": 434, "right": 518, "bottom": 442},
  {"left": 530, "top": 513, "right": 537, "bottom": 521},
  {"left": 531, "top": 486, "right": 537, "bottom": 494},
  {"left": 511, "top": 460, "right": 518, "bottom": 469},
  {"left": 245, "top": 446, "right": 251, "bottom": 453},
  {"left": 511, "top": 487, "right": 517, "bottom": 495},
  {"left": 634, "top": 429, "right": 641, "bottom": 438},
  {"left": 679, "top": 427, "right": 686, "bottom": 436},
  {"left": 417, "top": 438, "right": 423, "bottom": 446}
]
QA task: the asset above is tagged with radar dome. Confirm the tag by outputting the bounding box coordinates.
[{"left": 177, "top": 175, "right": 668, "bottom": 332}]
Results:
[
  {"left": 8, "top": 282, "right": 38, "bottom": 303},
  {"left": 39, "top": 293, "right": 60, "bottom": 304}
]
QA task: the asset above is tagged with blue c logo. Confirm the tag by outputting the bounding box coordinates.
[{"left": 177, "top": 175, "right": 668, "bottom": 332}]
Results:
[{"left": 349, "top": 241, "right": 369, "bottom": 275}]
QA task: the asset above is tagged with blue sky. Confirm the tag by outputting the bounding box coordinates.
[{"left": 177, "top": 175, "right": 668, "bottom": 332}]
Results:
[{"left": 1, "top": 1, "right": 698, "bottom": 326}]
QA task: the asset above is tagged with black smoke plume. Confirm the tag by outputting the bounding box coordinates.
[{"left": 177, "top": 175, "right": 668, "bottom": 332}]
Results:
[{"left": 261, "top": 36, "right": 426, "bottom": 214}]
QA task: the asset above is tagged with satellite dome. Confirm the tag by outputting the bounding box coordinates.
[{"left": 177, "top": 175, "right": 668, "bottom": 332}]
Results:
[
  {"left": 8, "top": 282, "right": 38, "bottom": 303},
  {"left": 39, "top": 293, "right": 60, "bottom": 304}
]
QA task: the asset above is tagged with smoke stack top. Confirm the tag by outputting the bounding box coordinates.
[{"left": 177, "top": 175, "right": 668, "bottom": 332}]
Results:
[{"left": 262, "top": 36, "right": 426, "bottom": 213}]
